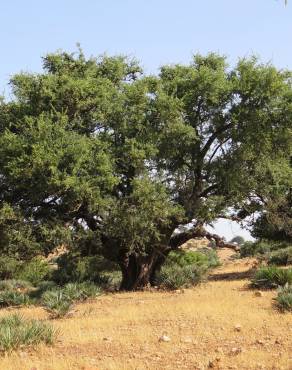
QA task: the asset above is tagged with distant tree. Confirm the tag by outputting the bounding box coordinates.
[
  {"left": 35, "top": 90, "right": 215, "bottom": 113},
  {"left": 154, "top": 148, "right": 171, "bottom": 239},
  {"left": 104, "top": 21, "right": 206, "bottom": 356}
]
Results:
[
  {"left": 230, "top": 236, "right": 245, "bottom": 246},
  {"left": 0, "top": 50, "right": 291, "bottom": 289}
]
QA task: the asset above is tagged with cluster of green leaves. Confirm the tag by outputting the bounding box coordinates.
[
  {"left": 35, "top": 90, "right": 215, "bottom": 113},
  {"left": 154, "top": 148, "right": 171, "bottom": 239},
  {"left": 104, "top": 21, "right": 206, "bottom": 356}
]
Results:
[
  {"left": 275, "top": 284, "right": 292, "bottom": 312},
  {"left": 155, "top": 249, "right": 218, "bottom": 290},
  {"left": 251, "top": 266, "right": 292, "bottom": 289},
  {"left": 0, "top": 314, "right": 57, "bottom": 352},
  {"left": 41, "top": 282, "right": 101, "bottom": 318},
  {"left": 268, "top": 246, "right": 292, "bottom": 266}
]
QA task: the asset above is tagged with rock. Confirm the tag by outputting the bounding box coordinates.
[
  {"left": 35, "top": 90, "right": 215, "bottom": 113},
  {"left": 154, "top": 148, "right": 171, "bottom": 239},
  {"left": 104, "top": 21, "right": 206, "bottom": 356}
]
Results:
[
  {"left": 180, "top": 337, "right": 192, "bottom": 344},
  {"left": 159, "top": 334, "right": 171, "bottom": 342},
  {"left": 256, "top": 339, "right": 264, "bottom": 345},
  {"left": 254, "top": 291, "right": 263, "bottom": 297},
  {"left": 103, "top": 337, "right": 112, "bottom": 342},
  {"left": 230, "top": 347, "right": 242, "bottom": 355},
  {"left": 208, "top": 357, "right": 221, "bottom": 368},
  {"left": 234, "top": 324, "right": 242, "bottom": 332}
]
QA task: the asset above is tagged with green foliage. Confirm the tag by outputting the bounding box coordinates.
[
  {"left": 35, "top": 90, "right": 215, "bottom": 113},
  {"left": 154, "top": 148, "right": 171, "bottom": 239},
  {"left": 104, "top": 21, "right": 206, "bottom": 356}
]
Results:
[
  {"left": 251, "top": 266, "right": 292, "bottom": 289},
  {"left": 41, "top": 290, "right": 72, "bottom": 318},
  {"left": 0, "top": 49, "right": 291, "bottom": 290},
  {"left": 16, "top": 258, "right": 51, "bottom": 286},
  {"left": 0, "top": 314, "right": 56, "bottom": 352},
  {"left": 156, "top": 264, "right": 207, "bottom": 290},
  {"left": 0, "top": 256, "right": 22, "bottom": 280},
  {"left": 41, "top": 282, "right": 101, "bottom": 318},
  {"left": 167, "top": 249, "right": 219, "bottom": 269},
  {"left": 61, "top": 282, "right": 101, "bottom": 301},
  {"left": 275, "top": 285, "right": 292, "bottom": 312},
  {"left": 240, "top": 240, "right": 290, "bottom": 257},
  {"left": 155, "top": 250, "right": 213, "bottom": 290},
  {"left": 53, "top": 253, "right": 118, "bottom": 285},
  {"left": 268, "top": 247, "right": 292, "bottom": 266},
  {"left": 0, "top": 290, "right": 32, "bottom": 307},
  {"left": 0, "top": 279, "right": 32, "bottom": 291}
]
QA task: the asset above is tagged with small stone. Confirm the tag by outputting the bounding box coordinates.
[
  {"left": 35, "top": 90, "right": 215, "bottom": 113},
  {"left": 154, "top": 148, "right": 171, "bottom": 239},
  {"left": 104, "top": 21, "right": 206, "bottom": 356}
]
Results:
[
  {"left": 180, "top": 337, "right": 192, "bottom": 343},
  {"left": 159, "top": 334, "right": 171, "bottom": 342},
  {"left": 230, "top": 347, "right": 242, "bottom": 355},
  {"left": 254, "top": 291, "right": 263, "bottom": 297},
  {"left": 208, "top": 358, "right": 221, "bottom": 368},
  {"left": 103, "top": 337, "right": 112, "bottom": 342},
  {"left": 234, "top": 324, "right": 242, "bottom": 332},
  {"left": 256, "top": 339, "right": 264, "bottom": 345}
]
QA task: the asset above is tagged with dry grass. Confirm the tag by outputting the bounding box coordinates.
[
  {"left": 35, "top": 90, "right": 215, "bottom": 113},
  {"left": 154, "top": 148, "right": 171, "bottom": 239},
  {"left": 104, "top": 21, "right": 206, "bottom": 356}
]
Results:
[{"left": 0, "top": 253, "right": 291, "bottom": 369}]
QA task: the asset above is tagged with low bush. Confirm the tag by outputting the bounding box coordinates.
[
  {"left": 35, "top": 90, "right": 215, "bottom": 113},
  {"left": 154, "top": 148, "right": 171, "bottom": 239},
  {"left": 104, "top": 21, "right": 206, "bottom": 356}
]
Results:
[
  {"left": 16, "top": 258, "right": 51, "bottom": 286},
  {"left": 62, "top": 282, "right": 101, "bottom": 301},
  {"left": 155, "top": 250, "right": 211, "bottom": 290},
  {"left": 0, "top": 314, "right": 57, "bottom": 352},
  {"left": 41, "top": 282, "right": 101, "bottom": 318},
  {"left": 275, "top": 285, "right": 292, "bottom": 312},
  {"left": 0, "top": 257, "right": 21, "bottom": 280},
  {"left": 156, "top": 263, "right": 207, "bottom": 290},
  {"left": 268, "top": 247, "right": 292, "bottom": 266},
  {"left": 240, "top": 240, "right": 290, "bottom": 258},
  {"left": 0, "top": 290, "right": 32, "bottom": 307},
  {"left": 167, "top": 249, "right": 220, "bottom": 269},
  {"left": 41, "top": 290, "right": 72, "bottom": 318},
  {"left": 251, "top": 266, "right": 292, "bottom": 289},
  {"left": 52, "top": 254, "right": 118, "bottom": 285}
]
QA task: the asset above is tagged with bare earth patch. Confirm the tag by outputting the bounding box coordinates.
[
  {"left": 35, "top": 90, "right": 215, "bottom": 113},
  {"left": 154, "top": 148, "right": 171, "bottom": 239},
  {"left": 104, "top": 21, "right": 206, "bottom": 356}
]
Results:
[{"left": 0, "top": 257, "right": 291, "bottom": 370}]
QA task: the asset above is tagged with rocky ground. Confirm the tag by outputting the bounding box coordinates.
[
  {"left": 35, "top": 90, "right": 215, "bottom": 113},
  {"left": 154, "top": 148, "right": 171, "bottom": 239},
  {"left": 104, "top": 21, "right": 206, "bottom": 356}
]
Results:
[{"left": 0, "top": 249, "right": 291, "bottom": 370}]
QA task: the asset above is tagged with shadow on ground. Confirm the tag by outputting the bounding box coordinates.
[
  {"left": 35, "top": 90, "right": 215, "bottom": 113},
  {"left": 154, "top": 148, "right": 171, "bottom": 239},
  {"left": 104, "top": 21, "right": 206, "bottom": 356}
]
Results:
[{"left": 208, "top": 268, "right": 256, "bottom": 281}]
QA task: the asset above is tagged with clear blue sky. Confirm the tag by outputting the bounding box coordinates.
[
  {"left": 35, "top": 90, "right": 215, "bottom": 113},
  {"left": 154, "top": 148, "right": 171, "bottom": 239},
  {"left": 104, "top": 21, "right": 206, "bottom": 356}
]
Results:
[{"left": 1, "top": 0, "right": 290, "bottom": 240}]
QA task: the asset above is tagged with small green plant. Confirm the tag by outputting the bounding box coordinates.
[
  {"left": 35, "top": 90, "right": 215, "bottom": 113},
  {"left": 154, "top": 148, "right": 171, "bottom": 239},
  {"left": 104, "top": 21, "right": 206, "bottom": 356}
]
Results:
[
  {"left": 156, "top": 263, "right": 207, "bottom": 290},
  {"left": 0, "top": 290, "right": 32, "bottom": 307},
  {"left": 275, "top": 285, "right": 292, "bottom": 312},
  {"left": 0, "top": 257, "right": 22, "bottom": 280},
  {"left": 268, "top": 247, "right": 292, "bottom": 266},
  {"left": 41, "top": 290, "right": 72, "bottom": 318},
  {"left": 16, "top": 258, "right": 51, "bottom": 286},
  {"left": 251, "top": 266, "right": 292, "bottom": 289},
  {"left": 62, "top": 282, "right": 101, "bottom": 301},
  {"left": 0, "top": 314, "right": 57, "bottom": 352}
]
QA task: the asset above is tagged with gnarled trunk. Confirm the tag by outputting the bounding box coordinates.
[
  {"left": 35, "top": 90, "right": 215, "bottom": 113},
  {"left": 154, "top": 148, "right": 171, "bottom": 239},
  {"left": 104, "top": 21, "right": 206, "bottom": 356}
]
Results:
[{"left": 119, "top": 251, "right": 166, "bottom": 291}]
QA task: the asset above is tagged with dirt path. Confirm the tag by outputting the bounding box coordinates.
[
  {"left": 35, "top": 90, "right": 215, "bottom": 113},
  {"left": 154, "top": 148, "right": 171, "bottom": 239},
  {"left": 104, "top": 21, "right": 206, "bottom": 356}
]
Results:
[{"left": 0, "top": 254, "right": 291, "bottom": 370}]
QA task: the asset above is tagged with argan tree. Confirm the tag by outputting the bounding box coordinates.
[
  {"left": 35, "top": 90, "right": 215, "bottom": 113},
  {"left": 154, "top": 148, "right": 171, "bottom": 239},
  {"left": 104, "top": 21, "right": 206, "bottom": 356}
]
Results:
[{"left": 0, "top": 50, "right": 291, "bottom": 290}]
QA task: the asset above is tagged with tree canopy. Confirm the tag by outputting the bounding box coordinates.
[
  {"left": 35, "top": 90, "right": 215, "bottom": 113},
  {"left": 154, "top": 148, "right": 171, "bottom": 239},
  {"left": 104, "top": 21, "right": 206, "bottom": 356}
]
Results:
[{"left": 0, "top": 50, "right": 291, "bottom": 289}]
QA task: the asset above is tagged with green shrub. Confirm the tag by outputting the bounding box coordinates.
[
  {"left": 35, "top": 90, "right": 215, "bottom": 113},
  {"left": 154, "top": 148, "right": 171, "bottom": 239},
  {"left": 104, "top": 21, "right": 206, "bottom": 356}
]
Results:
[
  {"left": 275, "top": 285, "right": 292, "bottom": 312},
  {"left": 52, "top": 254, "right": 118, "bottom": 285},
  {"left": 268, "top": 247, "right": 292, "bottom": 266},
  {"left": 41, "top": 282, "right": 101, "bottom": 318},
  {"left": 0, "top": 314, "right": 57, "bottom": 352},
  {"left": 0, "top": 290, "right": 32, "bottom": 307},
  {"left": 41, "top": 290, "right": 72, "bottom": 318},
  {"left": 29, "top": 281, "right": 58, "bottom": 299},
  {"left": 0, "top": 257, "right": 22, "bottom": 280},
  {"left": 156, "top": 263, "right": 207, "bottom": 290},
  {"left": 16, "top": 258, "right": 51, "bottom": 286},
  {"left": 251, "top": 266, "right": 292, "bottom": 289},
  {"left": 240, "top": 240, "right": 290, "bottom": 258},
  {"left": 167, "top": 249, "right": 219, "bottom": 269},
  {"left": 0, "top": 279, "right": 32, "bottom": 291}
]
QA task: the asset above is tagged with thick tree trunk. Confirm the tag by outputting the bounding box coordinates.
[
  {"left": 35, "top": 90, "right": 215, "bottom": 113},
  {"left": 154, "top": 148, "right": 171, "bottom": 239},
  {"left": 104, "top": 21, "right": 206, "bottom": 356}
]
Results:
[{"left": 119, "top": 251, "right": 167, "bottom": 291}]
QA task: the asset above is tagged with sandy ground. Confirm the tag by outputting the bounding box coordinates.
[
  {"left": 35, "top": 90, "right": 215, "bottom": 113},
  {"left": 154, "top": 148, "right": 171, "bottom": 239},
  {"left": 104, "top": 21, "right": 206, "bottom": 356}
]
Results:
[{"left": 0, "top": 250, "right": 291, "bottom": 370}]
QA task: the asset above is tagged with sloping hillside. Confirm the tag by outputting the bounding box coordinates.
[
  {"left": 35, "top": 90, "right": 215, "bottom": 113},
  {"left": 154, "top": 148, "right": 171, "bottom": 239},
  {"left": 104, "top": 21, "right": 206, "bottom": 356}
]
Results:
[{"left": 0, "top": 252, "right": 291, "bottom": 370}]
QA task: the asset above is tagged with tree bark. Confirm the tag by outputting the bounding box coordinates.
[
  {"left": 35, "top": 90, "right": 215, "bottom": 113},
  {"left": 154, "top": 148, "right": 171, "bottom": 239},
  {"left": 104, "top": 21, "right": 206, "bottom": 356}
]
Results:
[{"left": 119, "top": 252, "right": 163, "bottom": 291}]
